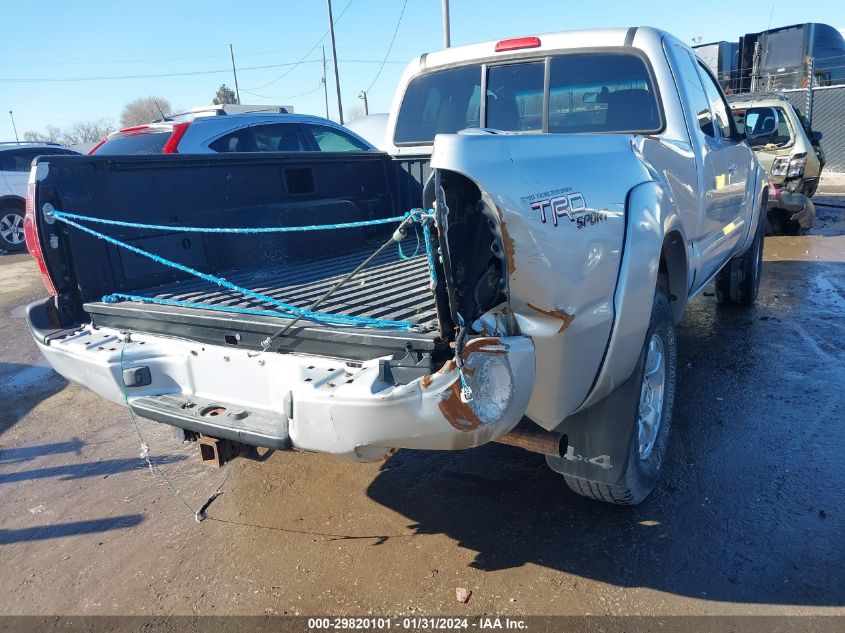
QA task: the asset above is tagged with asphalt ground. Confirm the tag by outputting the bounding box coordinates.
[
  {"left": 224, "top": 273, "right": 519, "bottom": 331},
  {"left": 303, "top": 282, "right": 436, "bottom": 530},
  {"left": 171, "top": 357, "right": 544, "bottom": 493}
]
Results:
[{"left": 0, "top": 182, "right": 843, "bottom": 622}]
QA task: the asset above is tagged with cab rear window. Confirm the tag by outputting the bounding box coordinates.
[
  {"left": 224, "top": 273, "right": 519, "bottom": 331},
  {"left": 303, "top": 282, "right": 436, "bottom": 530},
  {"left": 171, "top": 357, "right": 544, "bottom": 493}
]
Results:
[
  {"left": 393, "top": 52, "right": 662, "bottom": 144},
  {"left": 394, "top": 65, "right": 481, "bottom": 144},
  {"left": 94, "top": 131, "right": 171, "bottom": 155}
]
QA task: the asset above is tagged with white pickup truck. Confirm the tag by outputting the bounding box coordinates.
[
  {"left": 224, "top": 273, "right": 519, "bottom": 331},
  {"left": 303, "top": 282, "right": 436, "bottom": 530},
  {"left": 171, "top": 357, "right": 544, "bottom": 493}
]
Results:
[{"left": 25, "top": 27, "right": 770, "bottom": 505}]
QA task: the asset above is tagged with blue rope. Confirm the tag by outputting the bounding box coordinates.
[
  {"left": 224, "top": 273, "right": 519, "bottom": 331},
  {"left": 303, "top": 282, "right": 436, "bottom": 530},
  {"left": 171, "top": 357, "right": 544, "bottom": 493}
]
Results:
[
  {"left": 50, "top": 210, "right": 406, "bottom": 234},
  {"left": 421, "top": 218, "right": 438, "bottom": 286},
  {"left": 55, "top": 214, "right": 415, "bottom": 330},
  {"left": 397, "top": 223, "right": 421, "bottom": 260}
]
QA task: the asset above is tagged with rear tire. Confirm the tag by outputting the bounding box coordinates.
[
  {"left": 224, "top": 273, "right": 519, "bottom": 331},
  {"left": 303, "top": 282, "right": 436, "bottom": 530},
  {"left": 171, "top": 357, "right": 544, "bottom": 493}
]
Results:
[
  {"left": 0, "top": 206, "right": 26, "bottom": 252},
  {"left": 715, "top": 210, "right": 765, "bottom": 306},
  {"left": 562, "top": 290, "right": 677, "bottom": 505}
]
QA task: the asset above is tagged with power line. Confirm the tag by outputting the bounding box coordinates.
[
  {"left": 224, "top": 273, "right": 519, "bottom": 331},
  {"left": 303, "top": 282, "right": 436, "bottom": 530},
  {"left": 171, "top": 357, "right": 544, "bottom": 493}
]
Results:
[
  {"left": 0, "top": 58, "right": 405, "bottom": 84},
  {"left": 10, "top": 44, "right": 421, "bottom": 67},
  {"left": 0, "top": 60, "right": 322, "bottom": 83},
  {"left": 240, "top": 82, "right": 324, "bottom": 101},
  {"left": 366, "top": 0, "right": 409, "bottom": 93},
  {"left": 245, "top": 0, "right": 356, "bottom": 92}
]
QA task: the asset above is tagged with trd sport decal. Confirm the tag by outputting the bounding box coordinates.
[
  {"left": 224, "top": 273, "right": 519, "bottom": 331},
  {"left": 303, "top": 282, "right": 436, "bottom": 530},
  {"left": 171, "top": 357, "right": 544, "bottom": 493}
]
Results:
[{"left": 526, "top": 191, "right": 608, "bottom": 229}]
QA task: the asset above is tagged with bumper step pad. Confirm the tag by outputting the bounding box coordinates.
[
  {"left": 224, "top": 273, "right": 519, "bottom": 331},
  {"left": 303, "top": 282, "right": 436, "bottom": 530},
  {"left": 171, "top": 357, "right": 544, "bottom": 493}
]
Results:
[{"left": 130, "top": 393, "right": 290, "bottom": 450}]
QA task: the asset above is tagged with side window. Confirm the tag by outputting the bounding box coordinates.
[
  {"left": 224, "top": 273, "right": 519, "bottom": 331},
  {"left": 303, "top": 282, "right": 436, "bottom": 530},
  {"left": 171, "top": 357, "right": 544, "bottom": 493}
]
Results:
[
  {"left": 303, "top": 124, "right": 371, "bottom": 151},
  {"left": 677, "top": 50, "right": 717, "bottom": 138},
  {"left": 2, "top": 151, "right": 41, "bottom": 171},
  {"left": 696, "top": 62, "right": 734, "bottom": 139},
  {"left": 208, "top": 128, "right": 256, "bottom": 153},
  {"left": 486, "top": 62, "right": 544, "bottom": 131},
  {"left": 253, "top": 123, "right": 310, "bottom": 152}
]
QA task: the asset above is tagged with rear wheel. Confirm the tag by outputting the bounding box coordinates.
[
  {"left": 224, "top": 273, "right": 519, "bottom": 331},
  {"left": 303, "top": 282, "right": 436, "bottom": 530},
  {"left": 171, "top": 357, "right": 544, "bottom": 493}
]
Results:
[
  {"left": 715, "top": 210, "right": 764, "bottom": 306},
  {"left": 0, "top": 207, "right": 26, "bottom": 252},
  {"left": 562, "top": 290, "right": 677, "bottom": 505}
]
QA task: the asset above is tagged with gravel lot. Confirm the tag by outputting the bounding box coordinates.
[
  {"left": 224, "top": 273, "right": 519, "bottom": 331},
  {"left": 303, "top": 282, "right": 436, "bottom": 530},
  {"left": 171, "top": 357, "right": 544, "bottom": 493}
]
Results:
[{"left": 1, "top": 182, "right": 843, "bottom": 619}]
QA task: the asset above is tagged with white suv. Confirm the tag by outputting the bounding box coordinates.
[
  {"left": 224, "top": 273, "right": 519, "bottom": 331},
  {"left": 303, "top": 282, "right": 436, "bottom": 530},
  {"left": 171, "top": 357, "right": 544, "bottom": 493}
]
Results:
[
  {"left": 1, "top": 142, "right": 79, "bottom": 251},
  {"left": 90, "top": 113, "right": 376, "bottom": 155}
]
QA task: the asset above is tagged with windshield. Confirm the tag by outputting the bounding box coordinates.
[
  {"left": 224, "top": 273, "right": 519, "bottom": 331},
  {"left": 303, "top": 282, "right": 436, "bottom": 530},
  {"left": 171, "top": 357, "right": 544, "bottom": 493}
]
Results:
[{"left": 394, "top": 52, "right": 661, "bottom": 144}]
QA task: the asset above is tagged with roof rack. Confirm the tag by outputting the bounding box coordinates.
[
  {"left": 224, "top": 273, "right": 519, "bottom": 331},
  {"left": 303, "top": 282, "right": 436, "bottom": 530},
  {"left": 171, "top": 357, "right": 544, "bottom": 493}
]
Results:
[{"left": 0, "top": 141, "right": 63, "bottom": 147}]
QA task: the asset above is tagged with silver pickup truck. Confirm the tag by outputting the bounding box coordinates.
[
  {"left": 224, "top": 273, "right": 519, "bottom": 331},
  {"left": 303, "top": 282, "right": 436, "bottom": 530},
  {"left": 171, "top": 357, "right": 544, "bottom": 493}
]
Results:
[{"left": 25, "top": 27, "right": 769, "bottom": 505}]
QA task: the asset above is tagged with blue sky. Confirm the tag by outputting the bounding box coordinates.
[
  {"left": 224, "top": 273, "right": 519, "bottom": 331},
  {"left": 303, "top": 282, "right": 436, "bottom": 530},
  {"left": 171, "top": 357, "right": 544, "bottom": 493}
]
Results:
[{"left": 3, "top": 0, "right": 843, "bottom": 139}]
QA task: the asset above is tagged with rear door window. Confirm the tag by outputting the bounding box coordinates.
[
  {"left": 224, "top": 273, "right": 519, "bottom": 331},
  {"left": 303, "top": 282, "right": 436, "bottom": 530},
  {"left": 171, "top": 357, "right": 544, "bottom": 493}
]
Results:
[
  {"left": 208, "top": 128, "right": 257, "bottom": 152},
  {"left": 303, "top": 124, "right": 371, "bottom": 151},
  {"left": 2, "top": 150, "right": 41, "bottom": 171},
  {"left": 94, "top": 131, "right": 171, "bottom": 155},
  {"left": 2, "top": 149, "right": 78, "bottom": 171},
  {"left": 253, "top": 123, "right": 311, "bottom": 151}
]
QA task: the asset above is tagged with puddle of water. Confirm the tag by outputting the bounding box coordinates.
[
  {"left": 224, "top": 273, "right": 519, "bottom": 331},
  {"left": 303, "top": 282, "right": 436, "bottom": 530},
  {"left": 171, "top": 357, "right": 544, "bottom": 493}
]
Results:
[{"left": 764, "top": 235, "right": 845, "bottom": 263}]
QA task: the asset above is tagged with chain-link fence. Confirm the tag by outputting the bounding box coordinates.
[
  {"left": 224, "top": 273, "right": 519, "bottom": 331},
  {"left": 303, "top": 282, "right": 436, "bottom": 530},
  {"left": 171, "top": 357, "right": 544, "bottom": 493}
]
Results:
[{"left": 782, "top": 86, "right": 845, "bottom": 173}]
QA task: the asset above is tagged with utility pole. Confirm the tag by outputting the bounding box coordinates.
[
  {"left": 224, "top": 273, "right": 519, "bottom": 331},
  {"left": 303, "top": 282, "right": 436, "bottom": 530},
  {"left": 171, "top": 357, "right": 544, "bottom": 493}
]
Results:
[
  {"left": 805, "top": 56, "right": 815, "bottom": 126},
  {"left": 8, "top": 111, "right": 19, "bottom": 143},
  {"left": 358, "top": 90, "right": 369, "bottom": 116},
  {"left": 326, "top": 0, "right": 344, "bottom": 124},
  {"left": 321, "top": 46, "right": 330, "bottom": 119},
  {"left": 229, "top": 43, "right": 241, "bottom": 104},
  {"left": 442, "top": 0, "right": 451, "bottom": 48},
  {"left": 750, "top": 40, "right": 761, "bottom": 92}
]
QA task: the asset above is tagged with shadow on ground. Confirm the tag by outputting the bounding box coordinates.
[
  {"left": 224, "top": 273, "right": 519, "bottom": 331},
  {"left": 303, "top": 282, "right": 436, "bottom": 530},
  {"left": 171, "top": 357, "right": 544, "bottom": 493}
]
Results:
[
  {"left": 0, "top": 455, "right": 186, "bottom": 485},
  {"left": 0, "top": 515, "right": 144, "bottom": 545},
  {"left": 367, "top": 260, "right": 844, "bottom": 607},
  {"left": 0, "top": 438, "right": 84, "bottom": 464}
]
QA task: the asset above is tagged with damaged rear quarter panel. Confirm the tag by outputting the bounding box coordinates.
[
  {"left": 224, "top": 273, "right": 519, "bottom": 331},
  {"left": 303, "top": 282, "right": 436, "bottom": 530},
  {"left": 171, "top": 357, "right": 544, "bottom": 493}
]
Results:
[{"left": 431, "top": 133, "right": 652, "bottom": 429}]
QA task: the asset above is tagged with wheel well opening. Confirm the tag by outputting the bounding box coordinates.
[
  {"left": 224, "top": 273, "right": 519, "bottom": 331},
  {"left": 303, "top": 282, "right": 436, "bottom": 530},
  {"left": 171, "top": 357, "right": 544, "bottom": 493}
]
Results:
[
  {"left": 0, "top": 196, "right": 25, "bottom": 211},
  {"left": 434, "top": 169, "right": 510, "bottom": 334}
]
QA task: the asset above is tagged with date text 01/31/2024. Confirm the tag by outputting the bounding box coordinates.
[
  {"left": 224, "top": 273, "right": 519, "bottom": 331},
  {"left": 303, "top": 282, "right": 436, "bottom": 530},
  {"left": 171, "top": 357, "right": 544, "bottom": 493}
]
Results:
[{"left": 307, "top": 616, "right": 528, "bottom": 629}]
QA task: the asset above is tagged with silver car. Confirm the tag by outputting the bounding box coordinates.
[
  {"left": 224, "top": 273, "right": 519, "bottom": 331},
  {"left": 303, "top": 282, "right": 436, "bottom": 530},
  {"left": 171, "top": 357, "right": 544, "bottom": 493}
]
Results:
[
  {"left": 0, "top": 142, "right": 79, "bottom": 251},
  {"left": 90, "top": 112, "right": 376, "bottom": 155}
]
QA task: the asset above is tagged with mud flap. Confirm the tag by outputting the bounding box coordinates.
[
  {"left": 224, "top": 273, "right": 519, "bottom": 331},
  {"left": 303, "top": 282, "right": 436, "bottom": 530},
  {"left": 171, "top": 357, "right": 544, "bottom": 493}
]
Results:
[{"left": 545, "top": 349, "right": 645, "bottom": 485}]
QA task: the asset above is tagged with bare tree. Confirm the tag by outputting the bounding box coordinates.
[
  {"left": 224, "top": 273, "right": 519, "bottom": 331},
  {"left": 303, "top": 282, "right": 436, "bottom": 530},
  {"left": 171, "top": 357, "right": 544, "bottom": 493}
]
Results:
[
  {"left": 120, "top": 96, "right": 172, "bottom": 127},
  {"left": 61, "top": 119, "right": 115, "bottom": 145},
  {"left": 23, "top": 125, "right": 64, "bottom": 143},
  {"left": 22, "top": 119, "right": 114, "bottom": 146}
]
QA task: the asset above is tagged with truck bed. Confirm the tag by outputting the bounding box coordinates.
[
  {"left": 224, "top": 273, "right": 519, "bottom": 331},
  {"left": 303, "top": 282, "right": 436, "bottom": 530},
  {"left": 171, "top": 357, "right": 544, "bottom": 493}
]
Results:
[{"left": 84, "top": 248, "right": 441, "bottom": 360}]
